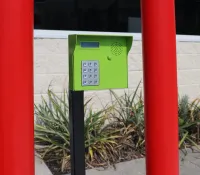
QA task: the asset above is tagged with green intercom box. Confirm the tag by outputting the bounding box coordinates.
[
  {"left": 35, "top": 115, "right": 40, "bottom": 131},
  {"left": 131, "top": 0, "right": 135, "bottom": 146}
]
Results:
[{"left": 68, "top": 34, "right": 133, "bottom": 91}]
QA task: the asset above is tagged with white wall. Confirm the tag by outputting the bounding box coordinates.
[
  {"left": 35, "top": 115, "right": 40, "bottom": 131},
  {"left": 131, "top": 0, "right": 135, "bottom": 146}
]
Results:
[{"left": 34, "top": 30, "right": 200, "bottom": 109}]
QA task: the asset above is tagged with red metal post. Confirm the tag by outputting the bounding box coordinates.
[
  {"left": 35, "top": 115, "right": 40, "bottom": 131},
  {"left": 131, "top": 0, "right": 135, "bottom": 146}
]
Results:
[
  {"left": 0, "top": 0, "right": 34, "bottom": 175},
  {"left": 140, "top": 0, "right": 179, "bottom": 175}
]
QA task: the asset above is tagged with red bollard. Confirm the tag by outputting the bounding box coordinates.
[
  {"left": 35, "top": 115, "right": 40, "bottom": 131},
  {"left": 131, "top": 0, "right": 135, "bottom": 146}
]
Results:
[
  {"left": 140, "top": 0, "right": 179, "bottom": 175},
  {"left": 0, "top": 0, "right": 34, "bottom": 174}
]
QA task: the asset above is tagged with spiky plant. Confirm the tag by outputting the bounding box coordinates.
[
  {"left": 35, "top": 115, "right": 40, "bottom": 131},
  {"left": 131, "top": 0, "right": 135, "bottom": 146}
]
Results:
[
  {"left": 178, "top": 95, "right": 200, "bottom": 149},
  {"left": 109, "top": 81, "right": 145, "bottom": 157},
  {"left": 34, "top": 89, "right": 70, "bottom": 173},
  {"left": 34, "top": 89, "right": 120, "bottom": 174}
]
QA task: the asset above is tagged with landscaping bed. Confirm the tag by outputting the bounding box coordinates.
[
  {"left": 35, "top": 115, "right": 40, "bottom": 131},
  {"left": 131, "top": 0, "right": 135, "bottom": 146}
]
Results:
[{"left": 34, "top": 83, "right": 200, "bottom": 175}]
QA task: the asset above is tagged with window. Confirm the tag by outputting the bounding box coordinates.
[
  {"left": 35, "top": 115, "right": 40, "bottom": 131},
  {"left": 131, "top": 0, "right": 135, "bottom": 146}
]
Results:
[{"left": 34, "top": 0, "right": 200, "bottom": 35}]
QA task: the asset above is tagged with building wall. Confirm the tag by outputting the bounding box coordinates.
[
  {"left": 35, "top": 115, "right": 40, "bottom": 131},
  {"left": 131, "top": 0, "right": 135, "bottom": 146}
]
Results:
[{"left": 34, "top": 31, "right": 200, "bottom": 109}]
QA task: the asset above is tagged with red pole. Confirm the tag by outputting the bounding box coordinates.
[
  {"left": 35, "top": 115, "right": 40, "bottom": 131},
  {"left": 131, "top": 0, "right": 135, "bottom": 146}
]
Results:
[
  {"left": 0, "top": 0, "right": 34, "bottom": 175},
  {"left": 141, "top": 0, "right": 179, "bottom": 175}
]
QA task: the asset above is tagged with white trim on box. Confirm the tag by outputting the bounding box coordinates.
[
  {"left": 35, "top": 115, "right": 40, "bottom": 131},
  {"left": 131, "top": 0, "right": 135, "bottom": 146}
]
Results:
[{"left": 34, "top": 29, "right": 200, "bottom": 42}]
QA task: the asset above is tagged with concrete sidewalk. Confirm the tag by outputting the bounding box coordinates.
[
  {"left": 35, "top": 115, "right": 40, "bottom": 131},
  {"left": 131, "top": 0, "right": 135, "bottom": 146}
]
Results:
[
  {"left": 85, "top": 150, "right": 200, "bottom": 175},
  {"left": 35, "top": 153, "right": 52, "bottom": 175},
  {"left": 179, "top": 147, "right": 200, "bottom": 175},
  {"left": 35, "top": 148, "right": 200, "bottom": 175},
  {"left": 84, "top": 148, "right": 200, "bottom": 175}
]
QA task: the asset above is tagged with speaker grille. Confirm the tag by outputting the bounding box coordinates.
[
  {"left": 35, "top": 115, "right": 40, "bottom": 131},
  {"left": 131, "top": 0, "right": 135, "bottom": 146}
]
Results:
[{"left": 111, "top": 42, "right": 123, "bottom": 56}]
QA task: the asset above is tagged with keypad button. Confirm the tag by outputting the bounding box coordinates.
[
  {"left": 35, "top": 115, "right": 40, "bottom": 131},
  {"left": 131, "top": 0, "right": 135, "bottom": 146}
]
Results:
[
  {"left": 89, "top": 68, "right": 93, "bottom": 72},
  {"left": 83, "top": 80, "right": 87, "bottom": 85},
  {"left": 83, "top": 63, "right": 87, "bottom": 67},
  {"left": 83, "top": 74, "right": 87, "bottom": 79},
  {"left": 88, "top": 62, "right": 93, "bottom": 67},
  {"left": 88, "top": 74, "right": 92, "bottom": 78}
]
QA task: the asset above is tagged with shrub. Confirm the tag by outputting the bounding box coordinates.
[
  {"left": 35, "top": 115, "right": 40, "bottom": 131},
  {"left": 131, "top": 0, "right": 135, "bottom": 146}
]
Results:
[
  {"left": 34, "top": 89, "right": 120, "bottom": 174},
  {"left": 178, "top": 95, "right": 200, "bottom": 148},
  {"left": 109, "top": 81, "right": 145, "bottom": 157},
  {"left": 34, "top": 89, "right": 70, "bottom": 173},
  {"left": 34, "top": 85, "right": 200, "bottom": 174}
]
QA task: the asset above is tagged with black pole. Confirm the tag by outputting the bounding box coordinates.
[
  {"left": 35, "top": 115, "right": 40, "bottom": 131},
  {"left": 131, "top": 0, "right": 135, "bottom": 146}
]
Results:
[{"left": 69, "top": 90, "right": 85, "bottom": 175}]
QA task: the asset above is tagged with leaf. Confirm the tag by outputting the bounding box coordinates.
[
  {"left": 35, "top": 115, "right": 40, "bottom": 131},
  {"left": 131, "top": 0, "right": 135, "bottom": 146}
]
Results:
[
  {"left": 179, "top": 131, "right": 188, "bottom": 148},
  {"left": 89, "top": 147, "right": 94, "bottom": 160}
]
